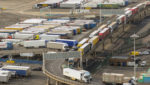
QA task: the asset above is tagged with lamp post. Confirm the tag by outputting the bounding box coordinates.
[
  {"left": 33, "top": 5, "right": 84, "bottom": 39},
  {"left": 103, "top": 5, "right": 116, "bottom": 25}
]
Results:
[{"left": 130, "top": 33, "right": 139, "bottom": 80}]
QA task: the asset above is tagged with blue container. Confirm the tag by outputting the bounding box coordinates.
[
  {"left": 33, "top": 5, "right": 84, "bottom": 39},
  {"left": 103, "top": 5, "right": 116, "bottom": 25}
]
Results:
[
  {"left": 122, "top": 62, "right": 127, "bottom": 66},
  {"left": 55, "top": 39, "right": 78, "bottom": 47},
  {"left": 125, "top": 0, "right": 129, "bottom": 6},
  {"left": 84, "top": 24, "right": 90, "bottom": 29},
  {"left": 73, "top": 29, "right": 77, "bottom": 35},
  {"left": 89, "top": 23, "right": 96, "bottom": 29},
  {"left": 3, "top": 42, "right": 13, "bottom": 50},
  {"left": 3, "top": 69, "right": 27, "bottom": 76},
  {"left": 143, "top": 77, "right": 150, "bottom": 83}
]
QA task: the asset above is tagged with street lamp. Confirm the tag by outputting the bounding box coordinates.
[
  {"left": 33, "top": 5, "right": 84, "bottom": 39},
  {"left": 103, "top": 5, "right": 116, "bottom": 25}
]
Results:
[{"left": 130, "top": 33, "right": 139, "bottom": 80}]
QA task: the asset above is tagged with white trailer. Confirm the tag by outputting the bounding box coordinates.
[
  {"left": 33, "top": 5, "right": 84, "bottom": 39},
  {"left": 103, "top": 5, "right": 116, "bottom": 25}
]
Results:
[
  {"left": 2, "top": 65, "right": 31, "bottom": 76},
  {"left": 63, "top": 68, "right": 92, "bottom": 83},
  {"left": 1, "top": 39, "right": 23, "bottom": 44},
  {"left": 0, "top": 33, "right": 10, "bottom": 39},
  {"left": 40, "top": 34, "right": 60, "bottom": 41},
  {"left": 23, "top": 40, "right": 46, "bottom": 48},
  {"left": 0, "top": 71, "right": 11, "bottom": 83},
  {"left": 13, "top": 33, "right": 35, "bottom": 40},
  {"left": 47, "top": 42, "right": 69, "bottom": 51}
]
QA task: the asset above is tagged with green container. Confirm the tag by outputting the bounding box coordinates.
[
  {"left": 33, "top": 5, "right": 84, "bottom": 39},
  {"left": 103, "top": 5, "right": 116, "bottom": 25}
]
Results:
[
  {"left": 138, "top": 79, "right": 144, "bottom": 83},
  {"left": 98, "top": 4, "right": 120, "bottom": 9}
]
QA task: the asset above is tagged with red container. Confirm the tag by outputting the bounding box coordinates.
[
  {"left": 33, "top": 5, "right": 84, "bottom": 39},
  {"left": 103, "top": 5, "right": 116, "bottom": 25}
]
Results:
[{"left": 99, "top": 28, "right": 110, "bottom": 40}]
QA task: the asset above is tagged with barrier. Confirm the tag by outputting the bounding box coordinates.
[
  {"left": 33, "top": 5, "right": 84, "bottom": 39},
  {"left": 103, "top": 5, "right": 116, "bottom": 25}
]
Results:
[{"left": 0, "top": 58, "right": 42, "bottom": 64}]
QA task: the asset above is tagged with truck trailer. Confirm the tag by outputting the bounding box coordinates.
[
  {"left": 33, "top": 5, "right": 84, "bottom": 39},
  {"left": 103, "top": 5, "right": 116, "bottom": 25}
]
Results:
[{"left": 63, "top": 68, "right": 92, "bottom": 83}]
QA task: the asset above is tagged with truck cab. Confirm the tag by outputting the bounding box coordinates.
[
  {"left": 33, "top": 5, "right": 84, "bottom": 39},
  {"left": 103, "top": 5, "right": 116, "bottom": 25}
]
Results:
[{"left": 80, "top": 70, "right": 92, "bottom": 83}]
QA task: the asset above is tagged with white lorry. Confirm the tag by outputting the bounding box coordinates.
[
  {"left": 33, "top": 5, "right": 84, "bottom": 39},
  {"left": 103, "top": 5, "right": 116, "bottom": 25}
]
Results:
[
  {"left": 63, "top": 68, "right": 92, "bottom": 83},
  {"left": 47, "top": 42, "right": 69, "bottom": 51},
  {"left": 40, "top": 34, "right": 60, "bottom": 41},
  {"left": 23, "top": 40, "right": 46, "bottom": 48}
]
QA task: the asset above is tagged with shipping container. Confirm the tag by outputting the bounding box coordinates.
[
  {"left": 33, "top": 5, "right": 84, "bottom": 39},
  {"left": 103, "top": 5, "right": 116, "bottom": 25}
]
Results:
[
  {"left": 116, "top": 15, "right": 126, "bottom": 24},
  {"left": 20, "top": 18, "right": 47, "bottom": 24},
  {"left": 2, "top": 65, "right": 31, "bottom": 76},
  {"left": 77, "top": 38, "right": 89, "bottom": 47},
  {"left": 4, "top": 24, "right": 33, "bottom": 31},
  {"left": 47, "top": 31, "right": 73, "bottom": 39},
  {"left": 136, "top": 3, "right": 145, "bottom": 11},
  {"left": 47, "top": 42, "right": 69, "bottom": 51},
  {"left": 82, "top": 1, "right": 98, "bottom": 8},
  {"left": 108, "top": 22, "right": 118, "bottom": 32},
  {"left": 40, "top": 34, "right": 60, "bottom": 41},
  {"left": 88, "top": 36, "right": 99, "bottom": 47},
  {"left": 102, "top": 73, "right": 124, "bottom": 84},
  {"left": 125, "top": 10, "right": 132, "bottom": 18},
  {"left": 98, "top": 24, "right": 107, "bottom": 31},
  {"left": 55, "top": 39, "right": 78, "bottom": 47},
  {"left": 99, "top": 28, "right": 110, "bottom": 40},
  {"left": 0, "top": 42, "right": 13, "bottom": 50},
  {"left": 89, "top": 30, "right": 99, "bottom": 38},
  {"left": 78, "top": 43, "right": 91, "bottom": 55},
  {"left": 0, "top": 33, "right": 10, "bottom": 39},
  {"left": 1, "top": 39, "right": 23, "bottom": 44},
  {"left": 13, "top": 33, "right": 35, "bottom": 40},
  {"left": 0, "top": 29, "right": 17, "bottom": 34},
  {"left": 23, "top": 40, "right": 47, "bottom": 48},
  {"left": 129, "top": 7, "right": 138, "bottom": 15},
  {"left": 60, "top": 0, "right": 83, "bottom": 8}
]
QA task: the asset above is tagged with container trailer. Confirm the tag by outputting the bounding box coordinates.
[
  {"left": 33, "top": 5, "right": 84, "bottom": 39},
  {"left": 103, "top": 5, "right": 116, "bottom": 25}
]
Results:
[
  {"left": 23, "top": 40, "right": 47, "bottom": 48},
  {"left": 40, "top": 34, "right": 60, "bottom": 41},
  {"left": 55, "top": 39, "right": 78, "bottom": 47},
  {"left": 78, "top": 43, "right": 91, "bottom": 55},
  {"left": 2, "top": 65, "right": 31, "bottom": 76},
  {"left": 88, "top": 36, "right": 99, "bottom": 47},
  {"left": 47, "top": 42, "right": 69, "bottom": 51},
  {"left": 99, "top": 28, "right": 110, "bottom": 40},
  {"left": 108, "top": 22, "right": 118, "bottom": 32},
  {"left": 13, "top": 33, "right": 35, "bottom": 40},
  {"left": 77, "top": 38, "right": 89, "bottom": 47},
  {"left": 102, "top": 73, "right": 124, "bottom": 84},
  {"left": 0, "top": 42, "right": 13, "bottom": 50}
]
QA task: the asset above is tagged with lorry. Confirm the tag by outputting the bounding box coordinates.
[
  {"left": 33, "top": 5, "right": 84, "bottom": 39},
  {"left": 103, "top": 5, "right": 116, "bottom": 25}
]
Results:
[
  {"left": 13, "top": 33, "right": 35, "bottom": 40},
  {"left": 102, "top": 73, "right": 125, "bottom": 84},
  {"left": 63, "top": 68, "right": 92, "bottom": 83},
  {"left": 47, "top": 42, "right": 69, "bottom": 51},
  {"left": 23, "top": 40, "right": 46, "bottom": 48},
  {"left": 55, "top": 39, "right": 78, "bottom": 47},
  {"left": 77, "top": 38, "right": 89, "bottom": 47},
  {"left": 78, "top": 43, "right": 91, "bottom": 55},
  {"left": 39, "top": 34, "right": 60, "bottom": 41},
  {"left": 2, "top": 65, "right": 31, "bottom": 76},
  {"left": 0, "top": 42, "right": 13, "bottom": 50}
]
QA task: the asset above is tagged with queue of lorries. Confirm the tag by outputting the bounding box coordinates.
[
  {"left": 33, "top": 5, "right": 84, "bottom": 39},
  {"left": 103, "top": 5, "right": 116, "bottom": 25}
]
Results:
[
  {"left": 0, "top": 19, "right": 97, "bottom": 51},
  {"left": 62, "top": 1, "right": 150, "bottom": 83}
]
